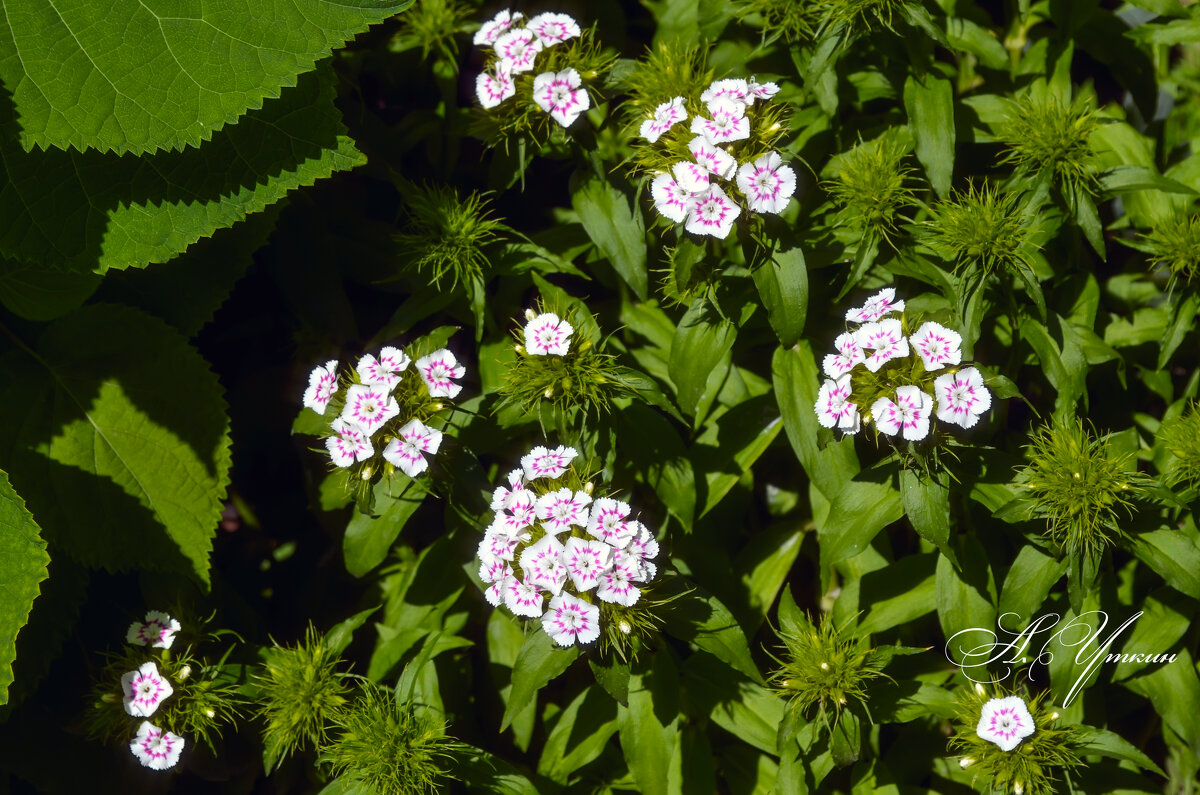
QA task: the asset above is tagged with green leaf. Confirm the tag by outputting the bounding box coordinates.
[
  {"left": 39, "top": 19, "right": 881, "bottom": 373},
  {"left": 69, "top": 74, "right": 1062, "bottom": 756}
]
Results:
[
  {"left": 903, "top": 73, "right": 956, "bottom": 197},
  {"left": 682, "top": 652, "right": 784, "bottom": 756},
  {"left": 324, "top": 606, "right": 379, "bottom": 657},
  {"left": 819, "top": 479, "right": 904, "bottom": 571},
  {"left": 661, "top": 575, "right": 761, "bottom": 682},
  {"left": 538, "top": 686, "right": 619, "bottom": 784},
  {"left": 1123, "top": 649, "right": 1200, "bottom": 750},
  {"left": 0, "top": 63, "right": 364, "bottom": 273},
  {"left": 1128, "top": 528, "right": 1200, "bottom": 599},
  {"left": 936, "top": 537, "right": 996, "bottom": 673},
  {"left": 1076, "top": 728, "right": 1165, "bottom": 777},
  {"left": 856, "top": 553, "right": 938, "bottom": 635},
  {"left": 0, "top": 470, "right": 50, "bottom": 706},
  {"left": 572, "top": 176, "right": 648, "bottom": 300},
  {"left": 946, "top": 18, "right": 1008, "bottom": 69},
  {"left": 0, "top": 304, "right": 231, "bottom": 586},
  {"left": 618, "top": 654, "right": 680, "bottom": 795},
  {"left": 1109, "top": 589, "right": 1192, "bottom": 683},
  {"left": 899, "top": 469, "right": 957, "bottom": 566},
  {"left": 0, "top": 260, "right": 99, "bottom": 322},
  {"left": 997, "top": 545, "right": 1066, "bottom": 625},
  {"left": 1099, "top": 165, "right": 1197, "bottom": 196},
  {"left": 751, "top": 247, "right": 808, "bottom": 347},
  {"left": 669, "top": 297, "right": 737, "bottom": 416},
  {"left": 501, "top": 630, "right": 580, "bottom": 731},
  {"left": 0, "top": 0, "right": 412, "bottom": 154},
  {"left": 343, "top": 488, "right": 425, "bottom": 578},
  {"left": 1159, "top": 292, "right": 1200, "bottom": 370}
]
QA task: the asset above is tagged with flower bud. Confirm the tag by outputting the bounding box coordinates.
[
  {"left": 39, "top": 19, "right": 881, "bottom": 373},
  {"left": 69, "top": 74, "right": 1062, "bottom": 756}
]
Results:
[
  {"left": 820, "top": 662, "right": 830, "bottom": 671},
  {"left": 544, "top": 388, "right": 554, "bottom": 399},
  {"left": 584, "top": 482, "right": 594, "bottom": 495},
  {"left": 1015, "top": 782, "right": 1024, "bottom": 795},
  {"left": 205, "top": 708, "right": 216, "bottom": 719},
  {"left": 959, "top": 757, "right": 974, "bottom": 769},
  {"left": 361, "top": 466, "right": 373, "bottom": 480},
  {"left": 177, "top": 665, "right": 192, "bottom": 681},
  {"left": 618, "top": 620, "right": 632, "bottom": 634},
  {"left": 974, "top": 682, "right": 987, "bottom": 697},
  {"left": 524, "top": 308, "right": 537, "bottom": 321}
]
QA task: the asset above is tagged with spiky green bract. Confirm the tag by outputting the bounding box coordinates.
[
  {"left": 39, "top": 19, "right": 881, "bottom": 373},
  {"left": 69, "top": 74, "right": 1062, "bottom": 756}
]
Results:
[
  {"left": 820, "top": 0, "right": 909, "bottom": 34},
  {"left": 767, "top": 611, "right": 887, "bottom": 733},
  {"left": 1159, "top": 403, "right": 1200, "bottom": 491},
  {"left": 597, "top": 590, "right": 672, "bottom": 664},
  {"left": 254, "top": 626, "right": 350, "bottom": 768},
  {"left": 390, "top": 0, "right": 470, "bottom": 64},
  {"left": 999, "top": 94, "right": 1100, "bottom": 194},
  {"left": 732, "top": 0, "right": 818, "bottom": 42},
  {"left": 1014, "top": 419, "right": 1149, "bottom": 559},
  {"left": 320, "top": 685, "right": 462, "bottom": 795},
  {"left": 612, "top": 42, "right": 712, "bottom": 128},
  {"left": 921, "top": 182, "right": 1034, "bottom": 276},
  {"left": 393, "top": 183, "right": 504, "bottom": 291},
  {"left": 825, "top": 133, "right": 918, "bottom": 244},
  {"left": 1139, "top": 212, "right": 1200, "bottom": 289},
  {"left": 949, "top": 685, "right": 1085, "bottom": 795}
]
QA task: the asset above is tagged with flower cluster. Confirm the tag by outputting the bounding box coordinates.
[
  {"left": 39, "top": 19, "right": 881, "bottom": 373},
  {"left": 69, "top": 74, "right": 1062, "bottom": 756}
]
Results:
[
  {"left": 814, "top": 289, "right": 993, "bottom": 442},
  {"left": 476, "top": 445, "right": 660, "bottom": 647},
  {"left": 302, "top": 345, "right": 464, "bottom": 481},
  {"left": 641, "top": 76, "right": 795, "bottom": 238},
  {"left": 474, "top": 10, "right": 589, "bottom": 127},
  {"left": 119, "top": 611, "right": 186, "bottom": 770}
]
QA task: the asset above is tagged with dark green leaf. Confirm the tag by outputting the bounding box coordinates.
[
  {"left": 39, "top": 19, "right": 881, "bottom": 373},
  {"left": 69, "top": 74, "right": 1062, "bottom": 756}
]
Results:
[
  {"left": 572, "top": 177, "right": 648, "bottom": 300},
  {"left": 903, "top": 73, "right": 956, "bottom": 197},
  {"left": 0, "top": 470, "right": 49, "bottom": 706}
]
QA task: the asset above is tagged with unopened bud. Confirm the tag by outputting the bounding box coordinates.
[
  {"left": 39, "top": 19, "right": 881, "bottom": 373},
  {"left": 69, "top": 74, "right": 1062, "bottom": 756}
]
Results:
[
  {"left": 1050, "top": 711, "right": 1060, "bottom": 720},
  {"left": 974, "top": 682, "right": 986, "bottom": 697},
  {"left": 544, "top": 388, "right": 554, "bottom": 398},
  {"left": 177, "top": 665, "right": 192, "bottom": 681},
  {"left": 959, "top": 757, "right": 974, "bottom": 769},
  {"left": 619, "top": 620, "right": 632, "bottom": 634},
  {"left": 820, "top": 662, "right": 830, "bottom": 671},
  {"left": 1015, "top": 782, "right": 1024, "bottom": 795},
  {"left": 584, "top": 482, "right": 594, "bottom": 495},
  {"left": 524, "top": 308, "right": 537, "bottom": 321},
  {"left": 205, "top": 708, "right": 216, "bottom": 719},
  {"left": 515, "top": 344, "right": 525, "bottom": 354},
  {"left": 361, "top": 467, "right": 373, "bottom": 480},
  {"left": 433, "top": 402, "right": 443, "bottom": 411}
]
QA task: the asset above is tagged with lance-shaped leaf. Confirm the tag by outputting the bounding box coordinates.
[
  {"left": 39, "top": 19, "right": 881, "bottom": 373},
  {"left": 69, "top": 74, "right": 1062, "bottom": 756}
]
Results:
[{"left": 0, "top": 470, "right": 50, "bottom": 706}]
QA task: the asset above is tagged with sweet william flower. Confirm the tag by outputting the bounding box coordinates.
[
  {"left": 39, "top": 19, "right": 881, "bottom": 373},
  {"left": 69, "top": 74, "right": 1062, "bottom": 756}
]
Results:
[
  {"left": 586, "top": 497, "right": 636, "bottom": 547},
  {"left": 976, "top": 696, "right": 1035, "bottom": 751},
  {"left": 524, "top": 312, "right": 574, "bottom": 355},
  {"left": 690, "top": 97, "right": 750, "bottom": 146},
  {"left": 520, "top": 534, "right": 567, "bottom": 593},
  {"left": 340, "top": 384, "right": 400, "bottom": 436},
  {"left": 302, "top": 360, "right": 338, "bottom": 415},
  {"left": 542, "top": 592, "right": 601, "bottom": 646},
  {"left": 129, "top": 721, "right": 184, "bottom": 770},
  {"left": 326, "top": 418, "right": 374, "bottom": 467},
  {"left": 910, "top": 321, "right": 963, "bottom": 372},
  {"left": 121, "top": 662, "right": 173, "bottom": 718},
  {"left": 356, "top": 346, "right": 410, "bottom": 391},
  {"left": 685, "top": 184, "right": 741, "bottom": 239},
  {"left": 934, "top": 367, "right": 992, "bottom": 428},
  {"left": 651, "top": 172, "right": 696, "bottom": 223},
  {"left": 490, "top": 468, "right": 527, "bottom": 510},
  {"left": 700, "top": 78, "right": 751, "bottom": 107},
  {"left": 503, "top": 578, "right": 546, "bottom": 617},
  {"left": 846, "top": 288, "right": 904, "bottom": 323},
  {"left": 533, "top": 68, "right": 590, "bottom": 127},
  {"left": 596, "top": 560, "right": 641, "bottom": 606},
  {"left": 493, "top": 28, "right": 542, "bottom": 73},
  {"left": 624, "top": 522, "right": 660, "bottom": 561},
  {"left": 473, "top": 9, "right": 522, "bottom": 46},
  {"left": 854, "top": 318, "right": 909, "bottom": 372},
  {"left": 672, "top": 160, "right": 711, "bottom": 194},
  {"left": 476, "top": 66, "right": 515, "bottom": 109},
  {"left": 815, "top": 375, "right": 860, "bottom": 432},
  {"left": 562, "top": 536, "right": 612, "bottom": 591},
  {"left": 640, "top": 97, "right": 688, "bottom": 143},
  {"left": 521, "top": 445, "right": 577, "bottom": 480},
  {"left": 822, "top": 332, "right": 866, "bottom": 379},
  {"left": 737, "top": 152, "right": 796, "bottom": 214},
  {"left": 535, "top": 488, "right": 592, "bottom": 535},
  {"left": 526, "top": 12, "right": 581, "bottom": 47},
  {"left": 382, "top": 418, "right": 442, "bottom": 477},
  {"left": 416, "top": 349, "right": 466, "bottom": 398},
  {"left": 872, "top": 385, "right": 933, "bottom": 441},
  {"left": 126, "top": 611, "right": 181, "bottom": 649},
  {"left": 748, "top": 77, "right": 780, "bottom": 101},
  {"left": 689, "top": 136, "right": 737, "bottom": 180}
]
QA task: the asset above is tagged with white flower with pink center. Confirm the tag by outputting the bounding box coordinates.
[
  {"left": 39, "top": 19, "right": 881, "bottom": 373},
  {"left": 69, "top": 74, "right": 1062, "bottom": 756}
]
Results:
[
  {"left": 356, "top": 346, "right": 410, "bottom": 391},
  {"left": 521, "top": 445, "right": 577, "bottom": 480},
  {"left": 586, "top": 497, "right": 635, "bottom": 547},
  {"left": 302, "top": 359, "right": 339, "bottom": 415},
  {"left": 382, "top": 418, "right": 442, "bottom": 477},
  {"left": 854, "top": 318, "right": 909, "bottom": 372},
  {"left": 481, "top": 524, "right": 522, "bottom": 562},
  {"left": 485, "top": 567, "right": 514, "bottom": 606},
  {"left": 689, "top": 136, "right": 737, "bottom": 180},
  {"left": 504, "top": 578, "right": 546, "bottom": 617},
  {"left": 690, "top": 98, "right": 750, "bottom": 146},
  {"left": 500, "top": 490, "right": 538, "bottom": 532},
  {"left": 815, "top": 375, "right": 860, "bottom": 433},
  {"left": 130, "top": 721, "right": 184, "bottom": 770},
  {"left": 650, "top": 172, "right": 696, "bottom": 223},
  {"left": 846, "top": 288, "right": 905, "bottom": 323},
  {"left": 910, "top": 321, "right": 963, "bottom": 372},
  {"left": 121, "top": 662, "right": 173, "bottom": 718},
  {"left": 562, "top": 536, "right": 612, "bottom": 591},
  {"left": 325, "top": 418, "right": 374, "bottom": 467},
  {"left": 672, "top": 160, "right": 710, "bottom": 194},
  {"left": 416, "top": 348, "right": 466, "bottom": 398},
  {"left": 340, "top": 384, "right": 399, "bottom": 436},
  {"left": 533, "top": 68, "right": 590, "bottom": 127},
  {"left": 478, "top": 554, "right": 510, "bottom": 585},
  {"left": 541, "top": 592, "right": 600, "bottom": 646},
  {"left": 476, "top": 66, "right": 515, "bottom": 109},
  {"left": 934, "top": 367, "right": 992, "bottom": 429},
  {"left": 527, "top": 12, "right": 581, "bottom": 47},
  {"left": 520, "top": 534, "right": 567, "bottom": 593},
  {"left": 701, "top": 78, "right": 751, "bottom": 107},
  {"left": 685, "top": 184, "right": 741, "bottom": 239},
  {"left": 596, "top": 561, "right": 641, "bottom": 606},
  {"left": 976, "top": 696, "right": 1035, "bottom": 751},
  {"left": 536, "top": 488, "right": 592, "bottom": 535},
  {"left": 126, "top": 611, "right": 181, "bottom": 649},
  {"left": 872, "top": 385, "right": 933, "bottom": 441},
  {"left": 493, "top": 28, "right": 543, "bottom": 73},
  {"left": 613, "top": 546, "right": 655, "bottom": 582},
  {"left": 640, "top": 97, "right": 688, "bottom": 143},
  {"left": 748, "top": 77, "right": 780, "bottom": 101},
  {"left": 524, "top": 312, "right": 574, "bottom": 356},
  {"left": 624, "top": 522, "right": 659, "bottom": 560},
  {"left": 473, "top": 9, "right": 522, "bottom": 46},
  {"left": 736, "top": 152, "right": 796, "bottom": 214},
  {"left": 491, "top": 468, "right": 527, "bottom": 511},
  {"left": 822, "top": 332, "right": 866, "bottom": 379}
]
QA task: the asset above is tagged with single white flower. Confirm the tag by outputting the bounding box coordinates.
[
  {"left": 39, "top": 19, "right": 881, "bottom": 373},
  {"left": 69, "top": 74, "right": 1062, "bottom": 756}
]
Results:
[
  {"left": 872, "top": 385, "right": 933, "bottom": 441},
  {"left": 126, "top": 611, "right": 181, "bottom": 649},
  {"left": 562, "top": 536, "right": 613, "bottom": 592},
  {"left": 121, "top": 662, "right": 174, "bottom": 718},
  {"left": 624, "top": 522, "right": 659, "bottom": 560},
  {"left": 493, "top": 28, "right": 543, "bottom": 73},
  {"left": 586, "top": 497, "right": 636, "bottom": 547},
  {"left": 503, "top": 578, "right": 546, "bottom": 617},
  {"left": 748, "top": 77, "right": 780, "bottom": 101},
  {"left": 527, "top": 12, "right": 581, "bottom": 47},
  {"left": 685, "top": 184, "right": 741, "bottom": 239},
  {"left": 519, "top": 534, "right": 567, "bottom": 594},
  {"left": 476, "top": 65, "right": 515, "bottom": 109},
  {"left": 340, "top": 384, "right": 400, "bottom": 436},
  {"left": 490, "top": 468, "right": 527, "bottom": 511},
  {"left": 736, "top": 152, "right": 796, "bottom": 214},
  {"left": 524, "top": 312, "right": 574, "bottom": 356},
  {"left": 478, "top": 554, "right": 510, "bottom": 585},
  {"left": 356, "top": 346, "right": 410, "bottom": 391},
  {"left": 910, "top": 321, "right": 963, "bottom": 371},
  {"left": 302, "top": 360, "right": 339, "bottom": 415},
  {"left": 596, "top": 560, "right": 641, "bottom": 606},
  {"left": 129, "top": 721, "right": 184, "bottom": 770},
  {"left": 650, "top": 172, "right": 696, "bottom": 223},
  {"left": 640, "top": 97, "right": 688, "bottom": 142},
  {"left": 473, "top": 9, "right": 523, "bottom": 46},
  {"left": 672, "top": 160, "right": 710, "bottom": 194},
  {"left": 416, "top": 349, "right": 466, "bottom": 398},
  {"left": 521, "top": 445, "right": 577, "bottom": 480},
  {"left": 690, "top": 98, "right": 750, "bottom": 146},
  {"left": 822, "top": 332, "right": 866, "bottom": 379},
  {"left": 533, "top": 68, "right": 590, "bottom": 127},
  {"left": 700, "top": 78, "right": 751, "bottom": 107},
  {"left": 541, "top": 592, "right": 601, "bottom": 646},
  {"left": 494, "top": 489, "right": 537, "bottom": 533},
  {"left": 689, "top": 136, "right": 737, "bottom": 180},
  {"left": 535, "top": 488, "right": 592, "bottom": 535},
  {"left": 845, "top": 288, "right": 905, "bottom": 323},
  {"left": 976, "top": 696, "right": 1036, "bottom": 752},
  {"left": 854, "top": 318, "right": 909, "bottom": 372},
  {"left": 613, "top": 546, "right": 656, "bottom": 582},
  {"left": 382, "top": 418, "right": 442, "bottom": 477},
  {"left": 815, "top": 375, "right": 860, "bottom": 433},
  {"left": 485, "top": 567, "right": 514, "bottom": 607},
  {"left": 934, "top": 367, "right": 992, "bottom": 428},
  {"left": 481, "top": 522, "right": 525, "bottom": 562},
  {"left": 325, "top": 418, "right": 374, "bottom": 467}
]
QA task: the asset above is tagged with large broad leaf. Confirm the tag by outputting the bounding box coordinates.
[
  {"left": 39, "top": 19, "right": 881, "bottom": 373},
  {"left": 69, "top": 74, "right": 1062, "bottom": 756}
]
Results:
[
  {"left": 0, "top": 0, "right": 412, "bottom": 155},
  {"left": 903, "top": 73, "right": 956, "bottom": 197},
  {"left": 0, "top": 470, "right": 50, "bottom": 706},
  {"left": 619, "top": 654, "right": 680, "bottom": 795},
  {"left": 501, "top": 630, "right": 579, "bottom": 731},
  {"left": 571, "top": 176, "right": 648, "bottom": 300},
  {"left": 0, "top": 304, "right": 232, "bottom": 585},
  {"left": 0, "top": 63, "right": 364, "bottom": 274},
  {"left": 669, "top": 296, "right": 736, "bottom": 417}
]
